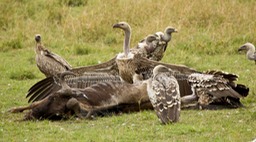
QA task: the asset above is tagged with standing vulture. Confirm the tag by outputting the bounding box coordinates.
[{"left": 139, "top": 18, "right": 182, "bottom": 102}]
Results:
[
  {"left": 34, "top": 34, "right": 72, "bottom": 77},
  {"left": 135, "top": 26, "right": 178, "bottom": 61},
  {"left": 146, "top": 65, "right": 180, "bottom": 124},
  {"left": 238, "top": 42, "right": 256, "bottom": 64}
]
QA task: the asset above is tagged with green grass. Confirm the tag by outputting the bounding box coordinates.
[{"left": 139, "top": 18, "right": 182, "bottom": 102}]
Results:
[{"left": 1, "top": 0, "right": 256, "bottom": 141}]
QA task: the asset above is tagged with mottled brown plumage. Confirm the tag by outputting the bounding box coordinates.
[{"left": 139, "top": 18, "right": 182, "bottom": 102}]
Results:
[
  {"left": 135, "top": 27, "right": 178, "bottom": 61},
  {"left": 146, "top": 65, "right": 180, "bottom": 124},
  {"left": 181, "top": 70, "right": 249, "bottom": 109},
  {"left": 34, "top": 34, "right": 72, "bottom": 77}
]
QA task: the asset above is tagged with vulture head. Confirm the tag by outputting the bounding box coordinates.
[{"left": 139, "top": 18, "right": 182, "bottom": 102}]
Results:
[
  {"left": 238, "top": 42, "right": 256, "bottom": 64},
  {"left": 238, "top": 42, "right": 255, "bottom": 52},
  {"left": 153, "top": 65, "right": 174, "bottom": 77},
  {"left": 113, "top": 21, "right": 131, "bottom": 31},
  {"left": 162, "top": 27, "right": 178, "bottom": 42},
  {"left": 146, "top": 34, "right": 157, "bottom": 43},
  {"left": 113, "top": 21, "right": 132, "bottom": 58},
  {"left": 35, "top": 34, "right": 41, "bottom": 43}
]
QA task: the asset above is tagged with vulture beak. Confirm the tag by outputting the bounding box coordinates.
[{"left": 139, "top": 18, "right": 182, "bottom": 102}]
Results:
[
  {"left": 238, "top": 45, "right": 246, "bottom": 52},
  {"left": 113, "top": 23, "right": 120, "bottom": 28}
]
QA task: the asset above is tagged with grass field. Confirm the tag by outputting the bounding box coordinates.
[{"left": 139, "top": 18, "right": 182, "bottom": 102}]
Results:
[{"left": 1, "top": 0, "right": 256, "bottom": 141}]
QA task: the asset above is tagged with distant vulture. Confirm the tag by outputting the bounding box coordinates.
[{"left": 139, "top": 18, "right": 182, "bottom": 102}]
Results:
[
  {"left": 146, "top": 65, "right": 180, "bottom": 124},
  {"left": 34, "top": 34, "right": 72, "bottom": 77},
  {"left": 238, "top": 42, "right": 256, "bottom": 64}
]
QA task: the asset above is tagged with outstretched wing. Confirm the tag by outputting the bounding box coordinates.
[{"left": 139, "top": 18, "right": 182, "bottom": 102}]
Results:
[
  {"left": 27, "top": 57, "right": 120, "bottom": 103},
  {"left": 188, "top": 72, "right": 248, "bottom": 108}
]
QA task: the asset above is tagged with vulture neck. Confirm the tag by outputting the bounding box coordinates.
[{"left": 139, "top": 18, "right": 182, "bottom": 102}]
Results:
[
  {"left": 246, "top": 45, "right": 256, "bottom": 60},
  {"left": 162, "top": 33, "right": 171, "bottom": 42},
  {"left": 123, "top": 28, "right": 131, "bottom": 58},
  {"left": 35, "top": 42, "right": 43, "bottom": 54}
]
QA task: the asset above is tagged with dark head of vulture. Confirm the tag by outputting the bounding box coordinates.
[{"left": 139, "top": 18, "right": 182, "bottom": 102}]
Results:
[
  {"left": 238, "top": 42, "right": 256, "bottom": 64},
  {"left": 147, "top": 65, "right": 181, "bottom": 124},
  {"left": 34, "top": 34, "right": 72, "bottom": 77}
]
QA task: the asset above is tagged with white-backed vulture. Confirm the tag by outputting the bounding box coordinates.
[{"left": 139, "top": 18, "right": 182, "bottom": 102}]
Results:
[
  {"left": 238, "top": 42, "right": 256, "bottom": 64},
  {"left": 34, "top": 34, "right": 72, "bottom": 77}
]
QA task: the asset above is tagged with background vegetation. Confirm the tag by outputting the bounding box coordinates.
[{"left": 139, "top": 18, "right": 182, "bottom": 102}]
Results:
[{"left": 0, "top": 0, "right": 255, "bottom": 141}]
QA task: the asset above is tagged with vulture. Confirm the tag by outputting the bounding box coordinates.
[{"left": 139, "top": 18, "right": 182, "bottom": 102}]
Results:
[
  {"left": 26, "top": 22, "right": 192, "bottom": 103},
  {"left": 9, "top": 72, "right": 151, "bottom": 120},
  {"left": 111, "top": 21, "right": 249, "bottom": 109},
  {"left": 25, "top": 22, "right": 249, "bottom": 111},
  {"left": 113, "top": 21, "right": 194, "bottom": 83},
  {"left": 181, "top": 70, "right": 249, "bottom": 109},
  {"left": 34, "top": 34, "right": 72, "bottom": 77},
  {"left": 135, "top": 26, "right": 178, "bottom": 61},
  {"left": 238, "top": 42, "right": 256, "bottom": 64},
  {"left": 146, "top": 65, "right": 180, "bottom": 124}
]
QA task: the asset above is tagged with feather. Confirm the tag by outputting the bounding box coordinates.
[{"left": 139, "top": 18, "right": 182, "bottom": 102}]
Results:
[{"left": 147, "top": 65, "right": 180, "bottom": 124}]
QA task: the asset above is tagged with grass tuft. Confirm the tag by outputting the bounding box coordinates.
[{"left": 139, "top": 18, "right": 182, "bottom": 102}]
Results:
[
  {"left": 73, "top": 45, "right": 91, "bottom": 55},
  {"left": 9, "top": 70, "right": 36, "bottom": 80},
  {"left": 0, "top": 38, "right": 24, "bottom": 52},
  {"left": 59, "top": 0, "right": 88, "bottom": 7}
]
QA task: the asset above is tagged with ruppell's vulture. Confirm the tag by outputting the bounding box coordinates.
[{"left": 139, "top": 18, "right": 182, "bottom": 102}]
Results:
[{"left": 146, "top": 65, "right": 180, "bottom": 124}]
